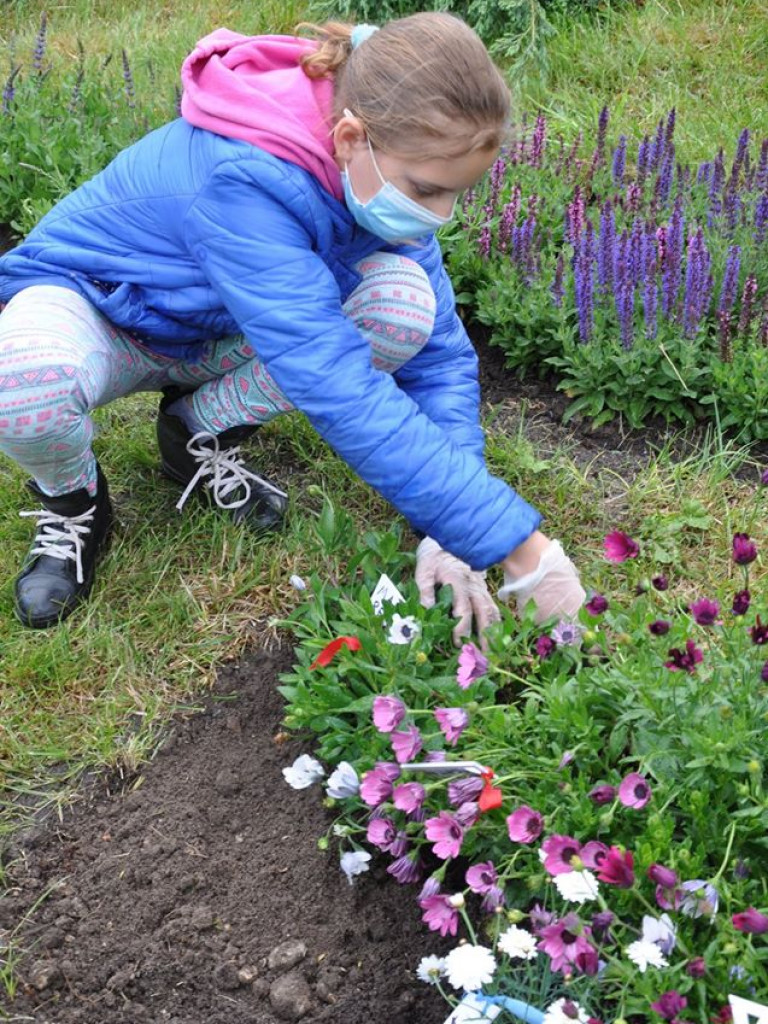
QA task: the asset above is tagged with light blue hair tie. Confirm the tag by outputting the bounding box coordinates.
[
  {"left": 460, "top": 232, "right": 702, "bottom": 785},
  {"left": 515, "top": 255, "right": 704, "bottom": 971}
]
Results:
[{"left": 350, "top": 24, "right": 379, "bottom": 49}]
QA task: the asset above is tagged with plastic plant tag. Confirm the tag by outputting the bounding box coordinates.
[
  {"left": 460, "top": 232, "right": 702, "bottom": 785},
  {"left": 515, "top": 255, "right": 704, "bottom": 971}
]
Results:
[
  {"left": 729, "top": 995, "right": 768, "bottom": 1024},
  {"left": 442, "top": 993, "right": 501, "bottom": 1024},
  {"left": 370, "top": 573, "right": 405, "bottom": 615},
  {"left": 400, "top": 760, "right": 488, "bottom": 776}
]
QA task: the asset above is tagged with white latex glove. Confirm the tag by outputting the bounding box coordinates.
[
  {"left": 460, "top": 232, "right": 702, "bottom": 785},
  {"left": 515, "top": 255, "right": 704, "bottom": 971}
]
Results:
[
  {"left": 415, "top": 537, "right": 501, "bottom": 648},
  {"left": 497, "top": 539, "right": 585, "bottom": 624}
]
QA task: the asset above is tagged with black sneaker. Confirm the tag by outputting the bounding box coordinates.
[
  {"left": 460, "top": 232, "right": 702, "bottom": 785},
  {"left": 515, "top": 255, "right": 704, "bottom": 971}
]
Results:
[
  {"left": 14, "top": 464, "right": 114, "bottom": 629},
  {"left": 156, "top": 391, "right": 288, "bottom": 533}
]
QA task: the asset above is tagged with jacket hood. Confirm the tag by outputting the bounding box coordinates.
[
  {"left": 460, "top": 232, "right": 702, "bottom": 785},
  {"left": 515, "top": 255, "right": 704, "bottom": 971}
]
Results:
[{"left": 181, "top": 29, "right": 343, "bottom": 199}]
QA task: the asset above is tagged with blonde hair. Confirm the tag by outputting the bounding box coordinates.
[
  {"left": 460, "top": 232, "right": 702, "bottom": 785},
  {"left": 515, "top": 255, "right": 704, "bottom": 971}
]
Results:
[{"left": 297, "top": 13, "right": 511, "bottom": 160}]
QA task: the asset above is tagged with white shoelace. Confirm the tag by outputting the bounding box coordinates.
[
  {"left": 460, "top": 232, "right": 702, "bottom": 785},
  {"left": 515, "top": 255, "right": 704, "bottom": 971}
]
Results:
[
  {"left": 175, "top": 432, "right": 288, "bottom": 513},
  {"left": 19, "top": 505, "right": 96, "bottom": 584}
]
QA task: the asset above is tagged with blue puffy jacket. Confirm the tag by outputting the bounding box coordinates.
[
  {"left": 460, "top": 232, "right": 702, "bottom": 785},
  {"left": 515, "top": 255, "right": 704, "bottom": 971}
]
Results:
[{"left": 0, "top": 118, "right": 541, "bottom": 567}]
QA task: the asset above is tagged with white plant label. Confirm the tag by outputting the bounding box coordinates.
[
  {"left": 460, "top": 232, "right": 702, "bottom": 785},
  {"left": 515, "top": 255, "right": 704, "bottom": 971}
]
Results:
[
  {"left": 729, "top": 995, "right": 768, "bottom": 1024},
  {"left": 442, "top": 993, "right": 501, "bottom": 1024},
  {"left": 370, "top": 573, "right": 405, "bottom": 615}
]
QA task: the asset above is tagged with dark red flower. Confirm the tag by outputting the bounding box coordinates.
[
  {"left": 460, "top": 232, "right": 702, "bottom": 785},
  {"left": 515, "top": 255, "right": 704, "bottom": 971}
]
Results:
[
  {"left": 685, "top": 956, "right": 706, "bottom": 978},
  {"left": 732, "top": 589, "right": 751, "bottom": 615},
  {"left": 585, "top": 593, "right": 609, "bottom": 615},
  {"left": 652, "top": 574, "right": 669, "bottom": 591},
  {"left": 588, "top": 784, "right": 616, "bottom": 805},
  {"left": 310, "top": 635, "right": 362, "bottom": 668},
  {"left": 649, "top": 619, "right": 671, "bottom": 635},
  {"left": 751, "top": 616, "right": 768, "bottom": 645},
  {"left": 651, "top": 991, "right": 687, "bottom": 1020},
  {"left": 535, "top": 635, "right": 556, "bottom": 658},
  {"left": 762, "top": 661, "right": 768, "bottom": 682},
  {"left": 689, "top": 597, "right": 719, "bottom": 625},
  {"left": 665, "top": 640, "right": 703, "bottom": 672},
  {"left": 733, "top": 532, "right": 757, "bottom": 564},
  {"left": 596, "top": 846, "right": 635, "bottom": 887},
  {"left": 648, "top": 863, "right": 678, "bottom": 888},
  {"left": 712, "top": 1005, "right": 732, "bottom": 1024}
]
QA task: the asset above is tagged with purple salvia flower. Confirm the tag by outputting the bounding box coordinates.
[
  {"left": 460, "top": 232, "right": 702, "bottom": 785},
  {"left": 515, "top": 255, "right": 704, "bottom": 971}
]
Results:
[
  {"left": 643, "top": 232, "right": 659, "bottom": 340},
  {"left": 755, "top": 138, "right": 768, "bottom": 194},
  {"left": 489, "top": 153, "right": 507, "bottom": 212},
  {"left": 595, "top": 105, "right": 609, "bottom": 165},
  {"left": 657, "top": 147, "right": 675, "bottom": 208},
  {"left": 662, "top": 198, "right": 685, "bottom": 321},
  {"left": 723, "top": 185, "right": 741, "bottom": 235},
  {"left": 738, "top": 274, "right": 758, "bottom": 337},
  {"left": 697, "top": 161, "right": 712, "bottom": 186},
  {"left": 612, "top": 135, "right": 627, "bottom": 187},
  {"left": 567, "top": 186, "right": 585, "bottom": 248},
  {"left": 629, "top": 218, "right": 645, "bottom": 287},
  {"left": 683, "top": 227, "right": 713, "bottom": 338},
  {"left": 1, "top": 66, "right": 20, "bottom": 114},
  {"left": 719, "top": 245, "right": 741, "bottom": 314},
  {"left": 478, "top": 223, "right": 492, "bottom": 260},
  {"left": 597, "top": 202, "right": 615, "bottom": 294},
  {"left": 730, "top": 128, "right": 750, "bottom": 187},
  {"left": 32, "top": 12, "right": 48, "bottom": 74},
  {"left": 550, "top": 253, "right": 565, "bottom": 308},
  {"left": 530, "top": 114, "right": 547, "bottom": 169},
  {"left": 663, "top": 108, "right": 677, "bottom": 160},
  {"left": 637, "top": 135, "right": 651, "bottom": 186},
  {"left": 121, "top": 49, "right": 136, "bottom": 109},
  {"left": 754, "top": 191, "right": 768, "bottom": 245},
  {"left": 498, "top": 184, "right": 521, "bottom": 254},
  {"left": 575, "top": 220, "right": 596, "bottom": 342},
  {"left": 648, "top": 117, "right": 664, "bottom": 172},
  {"left": 708, "top": 148, "right": 726, "bottom": 224},
  {"left": 626, "top": 181, "right": 643, "bottom": 214},
  {"left": 68, "top": 64, "right": 85, "bottom": 114},
  {"left": 564, "top": 131, "right": 583, "bottom": 177},
  {"left": 174, "top": 84, "right": 183, "bottom": 118}
]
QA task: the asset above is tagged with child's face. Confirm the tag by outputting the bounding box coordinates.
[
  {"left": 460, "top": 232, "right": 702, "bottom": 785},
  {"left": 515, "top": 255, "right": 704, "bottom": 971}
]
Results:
[{"left": 334, "top": 113, "right": 497, "bottom": 219}]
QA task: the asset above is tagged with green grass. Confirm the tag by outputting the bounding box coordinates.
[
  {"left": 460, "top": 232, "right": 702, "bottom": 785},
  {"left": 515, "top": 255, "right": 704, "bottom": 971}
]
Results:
[
  {"left": 516, "top": 0, "right": 768, "bottom": 163},
  {"left": 1, "top": 0, "right": 767, "bottom": 858}
]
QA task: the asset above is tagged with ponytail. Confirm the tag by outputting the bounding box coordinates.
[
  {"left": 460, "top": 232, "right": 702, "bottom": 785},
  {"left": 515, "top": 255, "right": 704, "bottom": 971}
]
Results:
[{"left": 297, "top": 21, "right": 354, "bottom": 79}]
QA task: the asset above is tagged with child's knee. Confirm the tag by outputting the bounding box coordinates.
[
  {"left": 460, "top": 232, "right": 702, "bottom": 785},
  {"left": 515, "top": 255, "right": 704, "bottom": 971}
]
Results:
[{"left": 348, "top": 252, "right": 437, "bottom": 356}]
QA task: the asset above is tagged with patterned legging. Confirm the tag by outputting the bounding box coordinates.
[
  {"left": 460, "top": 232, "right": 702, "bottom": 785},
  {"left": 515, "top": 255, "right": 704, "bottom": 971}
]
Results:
[{"left": 0, "top": 252, "right": 436, "bottom": 496}]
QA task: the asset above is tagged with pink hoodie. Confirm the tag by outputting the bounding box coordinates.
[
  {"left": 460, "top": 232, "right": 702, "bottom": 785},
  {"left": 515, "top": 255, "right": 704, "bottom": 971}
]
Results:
[{"left": 180, "top": 29, "right": 343, "bottom": 199}]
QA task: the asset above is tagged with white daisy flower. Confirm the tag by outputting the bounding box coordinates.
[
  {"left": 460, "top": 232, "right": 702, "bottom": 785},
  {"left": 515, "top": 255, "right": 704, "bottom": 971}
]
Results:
[
  {"left": 542, "top": 997, "right": 590, "bottom": 1024},
  {"left": 282, "top": 753, "right": 325, "bottom": 789},
  {"left": 554, "top": 869, "right": 600, "bottom": 904},
  {"left": 625, "top": 938, "right": 669, "bottom": 972},
  {"left": 339, "top": 850, "right": 371, "bottom": 885},
  {"left": 387, "top": 613, "right": 421, "bottom": 645},
  {"left": 416, "top": 954, "right": 447, "bottom": 985},
  {"left": 289, "top": 574, "right": 307, "bottom": 590},
  {"left": 443, "top": 944, "right": 497, "bottom": 992},
  {"left": 497, "top": 925, "right": 538, "bottom": 960},
  {"left": 325, "top": 761, "right": 359, "bottom": 799}
]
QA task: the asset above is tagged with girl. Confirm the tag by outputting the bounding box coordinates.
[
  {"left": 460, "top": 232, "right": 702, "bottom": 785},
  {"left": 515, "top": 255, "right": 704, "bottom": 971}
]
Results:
[{"left": 0, "top": 13, "right": 585, "bottom": 632}]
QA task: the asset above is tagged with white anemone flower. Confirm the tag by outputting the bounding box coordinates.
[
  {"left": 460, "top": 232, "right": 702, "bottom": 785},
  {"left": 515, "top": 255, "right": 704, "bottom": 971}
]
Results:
[
  {"left": 325, "top": 761, "right": 359, "bottom": 799},
  {"left": 497, "top": 925, "right": 538, "bottom": 960},
  {"left": 625, "top": 938, "right": 669, "bottom": 972},
  {"left": 387, "top": 613, "right": 421, "bottom": 645},
  {"left": 282, "top": 753, "right": 325, "bottom": 789},
  {"left": 416, "top": 954, "right": 447, "bottom": 985},
  {"left": 289, "top": 574, "right": 307, "bottom": 590},
  {"left": 554, "top": 869, "right": 600, "bottom": 904},
  {"left": 641, "top": 912, "right": 676, "bottom": 955},
  {"left": 443, "top": 944, "right": 497, "bottom": 992},
  {"left": 339, "top": 850, "right": 371, "bottom": 885},
  {"left": 542, "top": 997, "right": 590, "bottom": 1024}
]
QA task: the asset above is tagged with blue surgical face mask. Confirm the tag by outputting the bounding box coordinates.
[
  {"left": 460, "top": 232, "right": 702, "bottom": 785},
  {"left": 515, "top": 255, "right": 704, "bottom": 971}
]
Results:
[{"left": 340, "top": 112, "right": 457, "bottom": 243}]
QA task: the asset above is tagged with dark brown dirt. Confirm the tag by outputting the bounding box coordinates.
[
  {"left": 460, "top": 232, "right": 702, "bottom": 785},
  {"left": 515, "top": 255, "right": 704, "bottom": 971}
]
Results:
[{"left": 0, "top": 645, "right": 447, "bottom": 1024}]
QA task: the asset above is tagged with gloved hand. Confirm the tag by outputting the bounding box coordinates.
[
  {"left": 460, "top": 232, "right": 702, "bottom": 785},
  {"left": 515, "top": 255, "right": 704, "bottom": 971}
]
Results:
[
  {"left": 497, "top": 539, "right": 585, "bottom": 624},
  {"left": 415, "top": 537, "right": 501, "bottom": 648}
]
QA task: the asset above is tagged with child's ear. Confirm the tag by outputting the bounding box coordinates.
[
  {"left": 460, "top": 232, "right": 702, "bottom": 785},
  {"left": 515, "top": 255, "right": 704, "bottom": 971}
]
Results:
[{"left": 332, "top": 112, "right": 366, "bottom": 162}]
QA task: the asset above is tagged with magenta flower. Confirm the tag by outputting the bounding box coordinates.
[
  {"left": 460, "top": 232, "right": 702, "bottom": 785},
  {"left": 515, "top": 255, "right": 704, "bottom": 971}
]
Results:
[
  {"left": 456, "top": 643, "right": 489, "bottom": 688},
  {"left": 535, "top": 635, "right": 556, "bottom": 658},
  {"left": 652, "top": 574, "right": 669, "bottom": 591},
  {"left": 481, "top": 885, "right": 506, "bottom": 914},
  {"left": 648, "top": 863, "right": 678, "bottom": 889},
  {"left": 420, "top": 894, "right": 459, "bottom": 936},
  {"left": 434, "top": 707, "right": 470, "bottom": 746},
  {"left": 665, "top": 639, "right": 703, "bottom": 672},
  {"left": 751, "top": 616, "right": 768, "bottom": 644},
  {"left": 618, "top": 771, "right": 652, "bottom": 809},
  {"left": 455, "top": 801, "right": 480, "bottom": 830},
  {"left": 448, "top": 776, "right": 484, "bottom": 806},
  {"left": 686, "top": 957, "right": 706, "bottom": 978},
  {"left": 733, "top": 907, "right": 768, "bottom": 934},
  {"left": 538, "top": 913, "right": 596, "bottom": 973},
  {"left": 733, "top": 532, "right": 757, "bottom": 564},
  {"left": 387, "top": 852, "right": 423, "bottom": 884},
  {"left": 585, "top": 593, "right": 608, "bottom": 615},
  {"left": 588, "top": 784, "right": 616, "bottom": 805},
  {"left": 506, "top": 805, "right": 544, "bottom": 844},
  {"left": 761, "top": 468, "right": 768, "bottom": 486},
  {"left": 580, "top": 841, "right": 609, "bottom": 870},
  {"left": 655, "top": 884, "right": 683, "bottom": 911},
  {"left": 690, "top": 597, "right": 719, "bottom": 625},
  {"left": 596, "top": 846, "right": 635, "bottom": 887},
  {"left": 424, "top": 811, "right": 464, "bottom": 860},
  {"left": 465, "top": 860, "right": 498, "bottom": 895},
  {"left": 541, "top": 834, "right": 582, "bottom": 875},
  {"left": 732, "top": 589, "right": 751, "bottom": 615},
  {"left": 360, "top": 765, "right": 398, "bottom": 806},
  {"left": 651, "top": 991, "right": 687, "bottom": 1020},
  {"left": 649, "top": 619, "right": 671, "bottom": 636},
  {"left": 372, "top": 695, "right": 406, "bottom": 733},
  {"left": 604, "top": 530, "right": 640, "bottom": 562},
  {"left": 392, "top": 782, "right": 425, "bottom": 814},
  {"left": 367, "top": 817, "right": 402, "bottom": 853},
  {"left": 390, "top": 725, "right": 422, "bottom": 764}
]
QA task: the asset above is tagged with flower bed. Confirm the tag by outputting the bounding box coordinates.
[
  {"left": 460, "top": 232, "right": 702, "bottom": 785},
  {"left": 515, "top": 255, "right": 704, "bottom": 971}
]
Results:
[{"left": 278, "top": 505, "right": 768, "bottom": 1021}]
